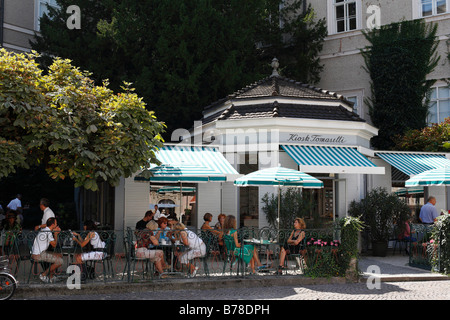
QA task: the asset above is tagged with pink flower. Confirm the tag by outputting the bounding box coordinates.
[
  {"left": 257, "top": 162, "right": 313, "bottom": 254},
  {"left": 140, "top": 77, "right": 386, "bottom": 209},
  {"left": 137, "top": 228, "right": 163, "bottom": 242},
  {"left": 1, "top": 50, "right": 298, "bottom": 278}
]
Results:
[{"left": 430, "top": 239, "right": 435, "bottom": 244}]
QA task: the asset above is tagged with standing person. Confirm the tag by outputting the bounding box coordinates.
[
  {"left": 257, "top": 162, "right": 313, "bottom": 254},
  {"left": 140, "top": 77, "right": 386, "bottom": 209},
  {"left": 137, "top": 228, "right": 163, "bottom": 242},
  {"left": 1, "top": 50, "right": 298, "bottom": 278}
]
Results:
[
  {"left": 173, "top": 222, "right": 206, "bottom": 277},
  {"left": 35, "top": 198, "right": 55, "bottom": 230},
  {"left": 419, "top": 196, "right": 439, "bottom": 224},
  {"left": 135, "top": 210, "right": 154, "bottom": 230},
  {"left": 6, "top": 194, "right": 22, "bottom": 213},
  {"left": 154, "top": 208, "right": 169, "bottom": 221},
  {"left": 277, "top": 218, "right": 306, "bottom": 274},
  {"left": 7, "top": 194, "right": 22, "bottom": 225},
  {"left": 30, "top": 217, "right": 63, "bottom": 283},
  {"left": 153, "top": 205, "right": 160, "bottom": 218}
]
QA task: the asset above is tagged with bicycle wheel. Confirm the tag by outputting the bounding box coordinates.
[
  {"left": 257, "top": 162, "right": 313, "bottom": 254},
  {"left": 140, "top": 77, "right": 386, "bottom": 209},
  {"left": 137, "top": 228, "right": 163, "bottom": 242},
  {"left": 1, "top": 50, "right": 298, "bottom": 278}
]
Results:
[{"left": 0, "top": 273, "right": 17, "bottom": 300}]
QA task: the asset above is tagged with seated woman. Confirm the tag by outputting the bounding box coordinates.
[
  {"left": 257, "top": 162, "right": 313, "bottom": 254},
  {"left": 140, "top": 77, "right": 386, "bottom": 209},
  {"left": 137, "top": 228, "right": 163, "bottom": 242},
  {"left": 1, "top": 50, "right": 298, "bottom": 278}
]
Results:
[
  {"left": 201, "top": 213, "right": 223, "bottom": 251},
  {"left": 223, "top": 215, "right": 262, "bottom": 274},
  {"left": 156, "top": 217, "right": 169, "bottom": 241},
  {"left": 134, "top": 220, "right": 166, "bottom": 276},
  {"left": 72, "top": 220, "right": 106, "bottom": 265},
  {"left": 214, "top": 213, "right": 226, "bottom": 256},
  {"left": 277, "top": 218, "right": 306, "bottom": 274},
  {"left": 0, "top": 210, "right": 21, "bottom": 255},
  {"left": 173, "top": 222, "right": 206, "bottom": 277}
]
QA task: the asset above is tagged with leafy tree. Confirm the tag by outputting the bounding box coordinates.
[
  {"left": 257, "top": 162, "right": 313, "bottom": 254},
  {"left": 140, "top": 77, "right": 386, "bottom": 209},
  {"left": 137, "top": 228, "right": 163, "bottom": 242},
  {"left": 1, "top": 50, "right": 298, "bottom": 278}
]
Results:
[
  {"left": 395, "top": 117, "right": 450, "bottom": 152},
  {"left": 362, "top": 20, "right": 440, "bottom": 150},
  {"left": 30, "top": 0, "right": 124, "bottom": 88},
  {"left": 261, "top": 188, "right": 312, "bottom": 230},
  {"left": 0, "top": 48, "right": 165, "bottom": 191},
  {"left": 31, "top": 0, "right": 326, "bottom": 138},
  {"left": 348, "top": 187, "right": 409, "bottom": 243}
]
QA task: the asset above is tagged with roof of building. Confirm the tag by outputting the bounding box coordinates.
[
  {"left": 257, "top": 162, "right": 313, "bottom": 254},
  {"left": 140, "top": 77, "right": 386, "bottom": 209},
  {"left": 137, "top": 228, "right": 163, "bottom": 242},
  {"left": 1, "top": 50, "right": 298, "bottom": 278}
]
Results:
[{"left": 202, "top": 58, "right": 364, "bottom": 125}]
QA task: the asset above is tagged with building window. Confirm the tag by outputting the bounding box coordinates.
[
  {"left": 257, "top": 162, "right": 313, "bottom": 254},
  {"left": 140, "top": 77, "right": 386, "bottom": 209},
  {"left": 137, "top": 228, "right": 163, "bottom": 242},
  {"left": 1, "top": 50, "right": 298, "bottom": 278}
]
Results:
[
  {"left": 346, "top": 96, "right": 359, "bottom": 115},
  {"left": 327, "top": 0, "right": 362, "bottom": 35},
  {"left": 335, "top": 0, "right": 357, "bottom": 32},
  {"left": 35, "top": 0, "right": 58, "bottom": 31},
  {"left": 421, "top": 0, "right": 448, "bottom": 17},
  {"left": 428, "top": 86, "right": 450, "bottom": 124}
]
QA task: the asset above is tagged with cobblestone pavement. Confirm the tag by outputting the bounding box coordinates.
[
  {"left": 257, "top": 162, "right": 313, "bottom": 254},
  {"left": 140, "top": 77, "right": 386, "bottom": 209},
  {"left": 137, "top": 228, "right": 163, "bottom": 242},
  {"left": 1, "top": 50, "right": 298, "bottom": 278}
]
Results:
[{"left": 21, "top": 280, "right": 450, "bottom": 300}]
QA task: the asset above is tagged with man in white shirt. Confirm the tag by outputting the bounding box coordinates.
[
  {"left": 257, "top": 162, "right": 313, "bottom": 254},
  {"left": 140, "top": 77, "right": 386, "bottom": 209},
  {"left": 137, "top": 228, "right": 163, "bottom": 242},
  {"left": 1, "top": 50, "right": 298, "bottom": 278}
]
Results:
[
  {"left": 154, "top": 207, "right": 169, "bottom": 221},
  {"left": 7, "top": 194, "right": 22, "bottom": 212},
  {"left": 35, "top": 198, "right": 55, "bottom": 231},
  {"left": 31, "top": 217, "right": 63, "bottom": 283}
]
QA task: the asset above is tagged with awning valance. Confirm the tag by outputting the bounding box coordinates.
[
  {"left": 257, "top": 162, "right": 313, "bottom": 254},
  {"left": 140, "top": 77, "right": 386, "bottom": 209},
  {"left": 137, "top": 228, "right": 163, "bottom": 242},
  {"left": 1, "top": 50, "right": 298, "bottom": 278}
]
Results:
[
  {"left": 282, "top": 145, "right": 384, "bottom": 174},
  {"left": 376, "top": 152, "right": 450, "bottom": 177}
]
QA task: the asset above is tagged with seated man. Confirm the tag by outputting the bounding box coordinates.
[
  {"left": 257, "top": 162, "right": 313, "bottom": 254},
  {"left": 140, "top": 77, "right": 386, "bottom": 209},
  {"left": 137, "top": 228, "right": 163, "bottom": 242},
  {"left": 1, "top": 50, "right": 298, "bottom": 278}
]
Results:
[
  {"left": 136, "top": 210, "right": 154, "bottom": 230},
  {"left": 31, "top": 217, "right": 63, "bottom": 283}
]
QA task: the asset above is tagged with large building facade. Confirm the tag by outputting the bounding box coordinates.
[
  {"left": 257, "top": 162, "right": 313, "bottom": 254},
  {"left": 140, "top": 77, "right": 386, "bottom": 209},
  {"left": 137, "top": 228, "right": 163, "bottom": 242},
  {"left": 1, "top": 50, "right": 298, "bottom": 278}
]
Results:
[
  {"left": 309, "top": 0, "right": 450, "bottom": 125},
  {"left": 1, "top": 0, "right": 57, "bottom": 52},
  {"left": 4, "top": 1, "right": 450, "bottom": 231}
]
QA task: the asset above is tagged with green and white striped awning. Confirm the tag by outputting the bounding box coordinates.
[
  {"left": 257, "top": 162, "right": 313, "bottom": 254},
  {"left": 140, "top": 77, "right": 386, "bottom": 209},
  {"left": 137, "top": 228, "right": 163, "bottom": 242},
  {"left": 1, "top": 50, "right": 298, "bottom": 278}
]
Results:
[
  {"left": 135, "top": 163, "right": 226, "bottom": 183},
  {"left": 156, "top": 145, "right": 238, "bottom": 177},
  {"left": 135, "top": 145, "right": 239, "bottom": 182},
  {"left": 376, "top": 152, "right": 450, "bottom": 176},
  {"left": 395, "top": 187, "right": 424, "bottom": 196},
  {"left": 282, "top": 145, "right": 384, "bottom": 174}
]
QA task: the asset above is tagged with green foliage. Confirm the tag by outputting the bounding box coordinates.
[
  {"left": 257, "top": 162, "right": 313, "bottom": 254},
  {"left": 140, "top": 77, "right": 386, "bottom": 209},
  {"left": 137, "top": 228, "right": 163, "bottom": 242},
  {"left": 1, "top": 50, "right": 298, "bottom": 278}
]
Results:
[
  {"left": 429, "top": 214, "right": 450, "bottom": 274},
  {"left": 338, "top": 216, "right": 364, "bottom": 259},
  {"left": 303, "top": 245, "right": 340, "bottom": 278},
  {"left": 302, "top": 216, "right": 363, "bottom": 278},
  {"left": 362, "top": 20, "right": 440, "bottom": 150},
  {"left": 348, "top": 187, "right": 410, "bottom": 242},
  {"left": 32, "top": 0, "right": 326, "bottom": 137},
  {"left": 0, "top": 48, "right": 165, "bottom": 191},
  {"left": 261, "top": 188, "right": 312, "bottom": 230},
  {"left": 396, "top": 117, "right": 450, "bottom": 152}
]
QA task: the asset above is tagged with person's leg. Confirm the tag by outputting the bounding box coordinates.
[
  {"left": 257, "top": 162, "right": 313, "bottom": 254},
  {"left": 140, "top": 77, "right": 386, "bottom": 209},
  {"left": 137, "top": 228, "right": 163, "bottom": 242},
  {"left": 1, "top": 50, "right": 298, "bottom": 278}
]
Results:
[
  {"left": 279, "top": 247, "right": 286, "bottom": 267},
  {"left": 48, "top": 253, "right": 63, "bottom": 279}
]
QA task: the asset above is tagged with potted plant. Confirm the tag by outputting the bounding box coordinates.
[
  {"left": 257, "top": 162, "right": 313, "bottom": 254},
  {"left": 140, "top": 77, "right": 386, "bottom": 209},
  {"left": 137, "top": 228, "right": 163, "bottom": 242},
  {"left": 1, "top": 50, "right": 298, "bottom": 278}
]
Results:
[{"left": 348, "top": 187, "right": 409, "bottom": 257}]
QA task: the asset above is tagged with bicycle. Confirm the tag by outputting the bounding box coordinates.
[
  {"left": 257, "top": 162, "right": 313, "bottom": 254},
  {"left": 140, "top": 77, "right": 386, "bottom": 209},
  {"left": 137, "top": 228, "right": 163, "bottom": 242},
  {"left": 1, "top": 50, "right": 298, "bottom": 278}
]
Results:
[{"left": 0, "top": 255, "right": 17, "bottom": 300}]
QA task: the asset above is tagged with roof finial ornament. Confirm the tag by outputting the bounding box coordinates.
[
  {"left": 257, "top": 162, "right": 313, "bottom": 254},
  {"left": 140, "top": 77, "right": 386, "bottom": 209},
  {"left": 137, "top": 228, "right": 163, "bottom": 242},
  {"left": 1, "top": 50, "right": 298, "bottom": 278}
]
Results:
[{"left": 271, "top": 57, "right": 280, "bottom": 77}]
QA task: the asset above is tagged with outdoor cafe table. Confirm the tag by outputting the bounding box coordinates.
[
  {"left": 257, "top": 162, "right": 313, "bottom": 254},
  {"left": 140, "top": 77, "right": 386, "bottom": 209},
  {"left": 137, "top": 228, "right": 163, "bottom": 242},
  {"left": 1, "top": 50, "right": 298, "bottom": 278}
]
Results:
[
  {"left": 157, "top": 242, "right": 186, "bottom": 278},
  {"left": 244, "top": 238, "right": 279, "bottom": 271}
]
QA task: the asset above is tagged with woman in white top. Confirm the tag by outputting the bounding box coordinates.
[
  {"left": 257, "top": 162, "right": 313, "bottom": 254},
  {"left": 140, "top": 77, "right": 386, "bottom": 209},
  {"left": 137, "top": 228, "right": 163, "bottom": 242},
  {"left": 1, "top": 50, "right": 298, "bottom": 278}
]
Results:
[
  {"left": 72, "top": 220, "right": 106, "bottom": 264},
  {"left": 173, "top": 222, "right": 206, "bottom": 277}
]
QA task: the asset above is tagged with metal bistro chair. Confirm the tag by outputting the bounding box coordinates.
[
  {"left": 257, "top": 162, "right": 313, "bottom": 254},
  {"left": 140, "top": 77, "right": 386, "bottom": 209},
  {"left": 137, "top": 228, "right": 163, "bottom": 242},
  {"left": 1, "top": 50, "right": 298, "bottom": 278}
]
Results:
[
  {"left": 122, "top": 229, "right": 153, "bottom": 282},
  {"left": 86, "top": 231, "right": 116, "bottom": 283},
  {"left": 284, "top": 235, "right": 307, "bottom": 275},
  {"left": 199, "top": 230, "right": 220, "bottom": 277},
  {"left": 223, "top": 234, "right": 252, "bottom": 276},
  {"left": 391, "top": 224, "right": 409, "bottom": 255},
  {"left": 26, "top": 231, "right": 51, "bottom": 284}
]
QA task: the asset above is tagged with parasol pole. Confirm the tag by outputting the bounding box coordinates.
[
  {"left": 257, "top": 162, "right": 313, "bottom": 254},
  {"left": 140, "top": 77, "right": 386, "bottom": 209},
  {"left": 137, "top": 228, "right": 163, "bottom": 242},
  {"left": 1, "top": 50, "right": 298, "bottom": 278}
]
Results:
[
  {"left": 277, "top": 182, "right": 281, "bottom": 241},
  {"left": 180, "top": 181, "right": 183, "bottom": 221}
]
